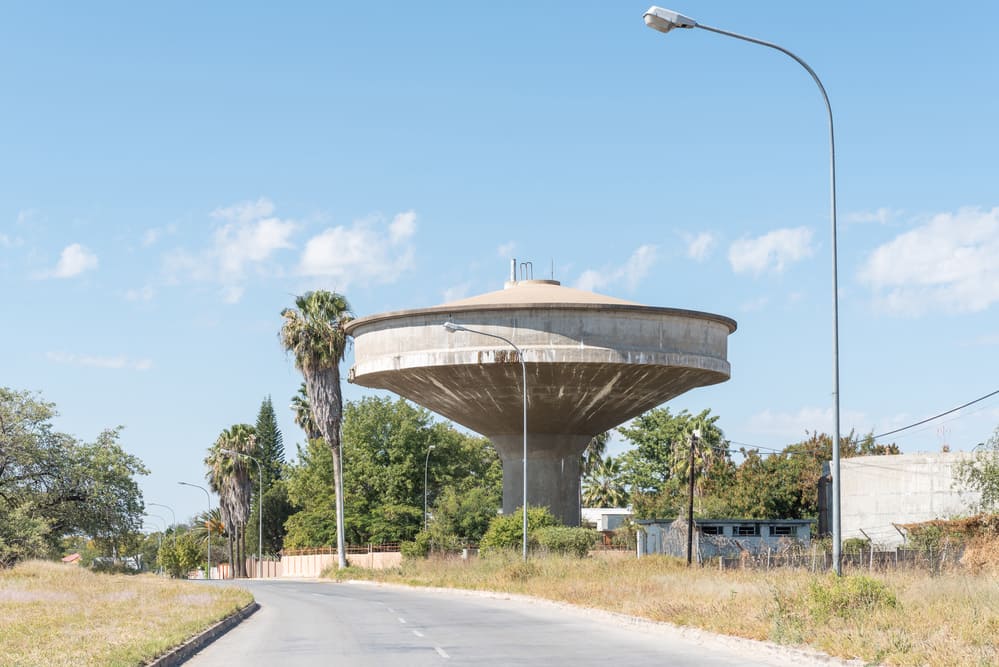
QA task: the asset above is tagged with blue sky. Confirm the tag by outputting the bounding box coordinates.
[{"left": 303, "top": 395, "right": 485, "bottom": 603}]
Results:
[{"left": 3, "top": 1, "right": 998, "bottom": 525}]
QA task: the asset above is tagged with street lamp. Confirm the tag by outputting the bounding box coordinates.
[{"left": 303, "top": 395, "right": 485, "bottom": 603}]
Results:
[
  {"left": 179, "top": 481, "right": 213, "bottom": 580},
  {"left": 643, "top": 6, "right": 844, "bottom": 575},
  {"left": 443, "top": 321, "right": 529, "bottom": 561},
  {"left": 220, "top": 448, "right": 264, "bottom": 579},
  {"left": 424, "top": 445, "right": 435, "bottom": 531},
  {"left": 147, "top": 502, "right": 176, "bottom": 531},
  {"left": 686, "top": 429, "right": 701, "bottom": 567}
]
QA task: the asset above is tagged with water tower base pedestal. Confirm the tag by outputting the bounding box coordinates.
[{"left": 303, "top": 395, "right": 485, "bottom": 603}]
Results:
[{"left": 491, "top": 433, "right": 591, "bottom": 527}]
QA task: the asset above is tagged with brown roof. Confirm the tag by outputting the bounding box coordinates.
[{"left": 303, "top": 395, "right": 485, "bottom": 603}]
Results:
[{"left": 439, "top": 280, "right": 641, "bottom": 308}]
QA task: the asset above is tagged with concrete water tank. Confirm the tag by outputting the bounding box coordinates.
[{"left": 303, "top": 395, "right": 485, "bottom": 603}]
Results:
[{"left": 345, "top": 277, "right": 736, "bottom": 526}]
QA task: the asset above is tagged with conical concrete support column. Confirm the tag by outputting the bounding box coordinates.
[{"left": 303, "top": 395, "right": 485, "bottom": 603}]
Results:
[{"left": 490, "top": 433, "right": 592, "bottom": 527}]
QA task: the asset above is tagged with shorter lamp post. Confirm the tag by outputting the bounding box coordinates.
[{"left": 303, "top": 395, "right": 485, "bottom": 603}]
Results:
[
  {"left": 424, "top": 445, "right": 436, "bottom": 531},
  {"left": 179, "top": 481, "right": 212, "bottom": 579},
  {"left": 147, "top": 502, "right": 176, "bottom": 531},
  {"left": 220, "top": 448, "right": 264, "bottom": 579},
  {"left": 443, "top": 321, "right": 529, "bottom": 561}
]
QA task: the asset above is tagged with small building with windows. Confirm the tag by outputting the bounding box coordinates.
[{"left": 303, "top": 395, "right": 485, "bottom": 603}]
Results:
[{"left": 637, "top": 518, "right": 812, "bottom": 560}]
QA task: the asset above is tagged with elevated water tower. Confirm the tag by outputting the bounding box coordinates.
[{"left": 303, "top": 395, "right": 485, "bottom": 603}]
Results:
[{"left": 345, "top": 262, "right": 736, "bottom": 526}]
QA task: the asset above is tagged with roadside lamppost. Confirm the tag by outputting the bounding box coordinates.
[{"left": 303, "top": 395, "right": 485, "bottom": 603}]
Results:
[
  {"left": 443, "top": 321, "right": 529, "bottom": 561},
  {"left": 144, "top": 515, "right": 167, "bottom": 575},
  {"left": 147, "top": 502, "right": 176, "bottom": 531},
  {"left": 643, "top": 6, "right": 844, "bottom": 575},
  {"left": 179, "top": 481, "right": 213, "bottom": 580},
  {"left": 685, "top": 429, "right": 701, "bottom": 567},
  {"left": 424, "top": 445, "right": 436, "bottom": 531},
  {"left": 220, "top": 448, "right": 264, "bottom": 579}
]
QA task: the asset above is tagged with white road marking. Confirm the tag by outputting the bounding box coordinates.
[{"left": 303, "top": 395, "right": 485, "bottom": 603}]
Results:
[
  {"left": 387, "top": 607, "right": 395, "bottom": 613},
  {"left": 412, "top": 630, "right": 424, "bottom": 638},
  {"left": 398, "top": 617, "right": 407, "bottom": 624},
  {"left": 435, "top": 647, "right": 450, "bottom": 659}
]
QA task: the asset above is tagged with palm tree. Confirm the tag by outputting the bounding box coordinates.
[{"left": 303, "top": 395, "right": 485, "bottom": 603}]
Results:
[
  {"left": 206, "top": 424, "right": 256, "bottom": 577},
  {"left": 671, "top": 411, "right": 727, "bottom": 495},
  {"left": 280, "top": 290, "right": 353, "bottom": 569},
  {"left": 291, "top": 382, "right": 321, "bottom": 442},
  {"left": 581, "top": 431, "right": 609, "bottom": 476},
  {"left": 582, "top": 455, "right": 629, "bottom": 508}
]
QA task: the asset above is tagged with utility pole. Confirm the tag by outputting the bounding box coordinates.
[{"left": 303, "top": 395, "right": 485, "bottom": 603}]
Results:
[{"left": 686, "top": 429, "right": 701, "bottom": 566}]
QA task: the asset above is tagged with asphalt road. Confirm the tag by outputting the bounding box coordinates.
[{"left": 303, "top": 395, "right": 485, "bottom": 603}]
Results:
[{"left": 186, "top": 579, "right": 812, "bottom": 667}]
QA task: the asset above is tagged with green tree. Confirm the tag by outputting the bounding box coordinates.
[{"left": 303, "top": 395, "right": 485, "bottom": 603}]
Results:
[
  {"left": 0, "top": 389, "right": 148, "bottom": 565},
  {"left": 618, "top": 408, "right": 729, "bottom": 518},
  {"left": 582, "top": 455, "right": 629, "bottom": 508},
  {"left": 280, "top": 290, "right": 353, "bottom": 569},
  {"left": 283, "top": 396, "right": 502, "bottom": 548},
  {"left": 955, "top": 426, "right": 999, "bottom": 513},
  {"left": 426, "top": 485, "right": 500, "bottom": 551},
  {"left": 249, "top": 396, "right": 291, "bottom": 556},
  {"left": 159, "top": 529, "right": 204, "bottom": 578}
]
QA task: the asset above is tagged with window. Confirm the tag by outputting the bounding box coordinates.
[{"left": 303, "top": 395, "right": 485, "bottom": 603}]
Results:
[
  {"left": 735, "top": 524, "right": 759, "bottom": 537},
  {"left": 700, "top": 525, "right": 723, "bottom": 535},
  {"left": 770, "top": 525, "right": 794, "bottom": 536}
]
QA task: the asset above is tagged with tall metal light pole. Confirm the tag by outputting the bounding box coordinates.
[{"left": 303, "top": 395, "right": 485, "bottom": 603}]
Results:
[
  {"left": 643, "top": 6, "right": 843, "bottom": 575},
  {"left": 179, "top": 481, "right": 213, "bottom": 579},
  {"left": 444, "top": 321, "right": 529, "bottom": 561},
  {"left": 147, "top": 502, "right": 176, "bottom": 531},
  {"left": 220, "top": 448, "right": 264, "bottom": 579},
  {"left": 424, "top": 444, "right": 436, "bottom": 531}
]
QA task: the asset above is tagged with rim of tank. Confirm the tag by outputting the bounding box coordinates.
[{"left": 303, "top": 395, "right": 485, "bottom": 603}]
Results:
[{"left": 345, "top": 301, "right": 737, "bottom": 335}]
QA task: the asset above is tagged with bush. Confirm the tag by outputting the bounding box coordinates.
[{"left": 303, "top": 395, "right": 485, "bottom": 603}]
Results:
[
  {"left": 534, "top": 526, "right": 599, "bottom": 557},
  {"left": 401, "top": 532, "right": 431, "bottom": 560},
  {"left": 807, "top": 575, "right": 897, "bottom": 621},
  {"left": 842, "top": 537, "right": 870, "bottom": 554},
  {"left": 480, "top": 507, "right": 558, "bottom": 553}
]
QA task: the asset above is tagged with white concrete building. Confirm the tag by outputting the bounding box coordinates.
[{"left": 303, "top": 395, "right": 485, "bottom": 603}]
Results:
[
  {"left": 822, "top": 452, "right": 981, "bottom": 547},
  {"left": 580, "top": 507, "right": 632, "bottom": 531}
]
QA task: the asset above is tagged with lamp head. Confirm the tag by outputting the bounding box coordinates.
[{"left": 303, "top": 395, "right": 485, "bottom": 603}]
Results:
[
  {"left": 443, "top": 321, "right": 463, "bottom": 333},
  {"left": 643, "top": 6, "right": 697, "bottom": 33}
]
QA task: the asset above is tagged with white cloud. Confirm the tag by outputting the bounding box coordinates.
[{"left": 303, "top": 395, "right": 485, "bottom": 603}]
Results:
[
  {"left": 211, "top": 197, "right": 276, "bottom": 224},
  {"left": 124, "top": 285, "right": 155, "bottom": 302},
  {"left": 747, "top": 406, "right": 866, "bottom": 439},
  {"left": 496, "top": 241, "right": 516, "bottom": 258},
  {"left": 686, "top": 232, "right": 716, "bottom": 262},
  {"left": 389, "top": 210, "right": 417, "bottom": 244},
  {"left": 214, "top": 216, "right": 296, "bottom": 278},
  {"left": 298, "top": 212, "right": 418, "bottom": 287},
  {"left": 47, "top": 351, "right": 152, "bottom": 371},
  {"left": 858, "top": 207, "right": 999, "bottom": 315},
  {"left": 163, "top": 198, "right": 297, "bottom": 298},
  {"left": 728, "top": 227, "right": 814, "bottom": 275},
  {"left": 220, "top": 285, "right": 245, "bottom": 304},
  {"left": 574, "top": 245, "right": 657, "bottom": 293},
  {"left": 442, "top": 282, "right": 471, "bottom": 303},
  {"left": 739, "top": 296, "right": 769, "bottom": 312},
  {"left": 846, "top": 207, "right": 901, "bottom": 225},
  {"left": 40, "top": 243, "right": 99, "bottom": 279},
  {"left": 142, "top": 228, "right": 162, "bottom": 247}
]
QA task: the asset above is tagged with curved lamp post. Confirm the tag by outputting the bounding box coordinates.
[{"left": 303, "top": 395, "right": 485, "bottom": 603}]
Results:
[
  {"left": 424, "top": 444, "right": 435, "bottom": 531},
  {"left": 147, "top": 502, "right": 176, "bottom": 531},
  {"left": 220, "top": 448, "right": 264, "bottom": 578},
  {"left": 444, "top": 321, "right": 529, "bottom": 561},
  {"left": 643, "top": 6, "right": 843, "bottom": 575},
  {"left": 179, "top": 481, "right": 213, "bottom": 579}
]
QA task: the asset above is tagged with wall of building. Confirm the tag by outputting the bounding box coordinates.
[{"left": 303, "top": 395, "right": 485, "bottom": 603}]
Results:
[{"left": 835, "top": 452, "right": 981, "bottom": 547}]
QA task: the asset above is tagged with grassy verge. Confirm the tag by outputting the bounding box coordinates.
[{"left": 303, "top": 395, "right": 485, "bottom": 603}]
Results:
[
  {"left": 0, "top": 560, "right": 253, "bottom": 667},
  {"left": 334, "top": 552, "right": 998, "bottom": 666}
]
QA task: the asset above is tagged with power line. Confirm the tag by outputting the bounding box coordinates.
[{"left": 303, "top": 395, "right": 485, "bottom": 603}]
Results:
[{"left": 872, "top": 388, "right": 999, "bottom": 440}]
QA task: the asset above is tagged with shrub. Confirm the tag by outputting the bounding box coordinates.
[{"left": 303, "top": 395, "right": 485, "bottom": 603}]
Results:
[
  {"left": 480, "top": 507, "right": 558, "bottom": 553},
  {"left": 401, "top": 532, "right": 431, "bottom": 560},
  {"left": 534, "top": 526, "right": 599, "bottom": 557},
  {"left": 842, "top": 537, "right": 870, "bottom": 554},
  {"left": 807, "top": 574, "right": 898, "bottom": 621}
]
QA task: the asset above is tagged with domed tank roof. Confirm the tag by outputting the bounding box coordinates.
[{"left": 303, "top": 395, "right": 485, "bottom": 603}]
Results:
[{"left": 439, "top": 279, "right": 641, "bottom": 308}]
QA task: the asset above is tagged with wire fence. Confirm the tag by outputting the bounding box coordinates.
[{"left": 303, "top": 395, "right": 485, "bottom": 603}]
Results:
[{"left": 713, "top": 544, "right": 969, "bottom": 573}]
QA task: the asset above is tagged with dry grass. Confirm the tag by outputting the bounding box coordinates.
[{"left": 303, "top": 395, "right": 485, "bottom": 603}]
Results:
[
  {"left": 0, "top": 560, "right": 253, "bottom": 667},
  {"left": 335, "top": 553, "right": 999, "bottom": 666}
]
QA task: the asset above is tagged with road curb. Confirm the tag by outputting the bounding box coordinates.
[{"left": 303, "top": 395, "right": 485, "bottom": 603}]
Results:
[{"left": 146, "top": 601, "right": 260, "bottom": 666}]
